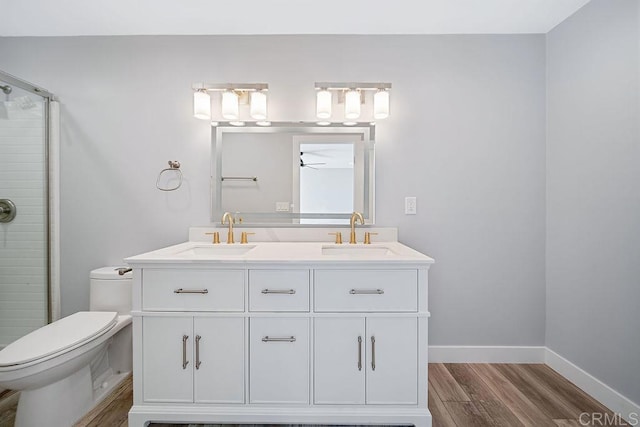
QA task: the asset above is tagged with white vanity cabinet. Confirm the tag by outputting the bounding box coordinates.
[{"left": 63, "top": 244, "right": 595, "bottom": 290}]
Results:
[
  {"left": 127, "top": 244, "right": 433, "bottom": 427},
  {"left": 314, "top": 316, "right": 418, "bottom": 405},
  {"left": 249, "top": 317, "right": 310, "bottom": 404},
  {"left": 142, "top": 316, "right": 245, "bottom": 404}
]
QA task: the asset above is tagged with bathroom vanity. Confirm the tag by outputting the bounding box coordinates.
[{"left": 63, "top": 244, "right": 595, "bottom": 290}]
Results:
[{"left": 126, "top": 228, "right": 434, "bottom": 427}]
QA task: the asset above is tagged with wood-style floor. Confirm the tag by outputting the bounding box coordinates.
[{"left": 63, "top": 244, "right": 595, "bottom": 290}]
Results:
[{"left": 0, "top": 364, "right": 626, "bottom": 427}]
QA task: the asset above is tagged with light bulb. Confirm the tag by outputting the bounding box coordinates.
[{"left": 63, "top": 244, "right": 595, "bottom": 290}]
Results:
[
  {"left": 222, "top": 90, "right": 239, "bottom": 120},
  {"left": 316, "top": 90, "right": 332, "bottom": 119},
  {"left": 193, "top": 90, "right": 211, "bottom": 120},
  {"left": 344, "top": 89, "right": 360, "bottom": 120},
  {"left": 374, "top": 90, "right": 390, "bottom": 119},
  {"left": 250, "top": 91, "right": 267, "bottom": 120}
]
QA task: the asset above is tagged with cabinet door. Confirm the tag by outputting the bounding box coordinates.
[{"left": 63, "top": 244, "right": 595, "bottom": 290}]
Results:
[
  {"left": 142, "top": 316, "right": 193, "bottom": 403},
  {"left": 314, "top": 317, "right": 365, "bottom": 404},
  {"left": 194, "top": 317, "right": 245, "bottom": 404},
  {"left": 366, "top": 317, "right": 418, "bottom": 405},
  {"left": 249, "top": 317, "right": 309, "bottom": 404}
]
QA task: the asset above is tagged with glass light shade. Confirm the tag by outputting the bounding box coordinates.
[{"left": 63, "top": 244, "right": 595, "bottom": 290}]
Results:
[
  {"left": 222, "top": 91, "right": 239, "bottom": 120},
  {"left": 316, "top": 90, "right": 332, "bottom": 119},
  {"left": 374, "top": 90, "right": 390, "bottom": 119},
  {"left": 250, "top": 91, "right": 268, "bottom": 120},
  {"left": 344, "top": 90, "right": 361, "bottom": 120},
  {"left": 193, "top": 90, "right": 211, "bottom": 120}
]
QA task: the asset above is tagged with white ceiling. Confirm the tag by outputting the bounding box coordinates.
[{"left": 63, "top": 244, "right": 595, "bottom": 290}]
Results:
[{"left": 0, "top": 0, "right": 590, "bottom": 36}]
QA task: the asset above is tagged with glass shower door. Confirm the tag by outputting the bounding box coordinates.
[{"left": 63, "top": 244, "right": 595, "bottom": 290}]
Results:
[{"left": 0, "top": 78, "right": 49, "bottom": 348}]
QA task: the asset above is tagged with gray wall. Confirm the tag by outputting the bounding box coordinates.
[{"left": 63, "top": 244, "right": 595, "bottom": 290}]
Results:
[
  {"left": 546, "top": 0, "right": 640, "bottom": 405},
  {"left": 0, "top": 34, "right": 547, "bottom": 346}
]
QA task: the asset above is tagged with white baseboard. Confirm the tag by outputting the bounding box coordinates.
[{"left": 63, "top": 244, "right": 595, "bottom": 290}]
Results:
[
  {"left": 545, "top": 348, "right": 640, "bottom": 422},
  {"left": 428, "top": 345, "right": 546, "bottom": 363},
  {"left": 428, "top": 345, "right": 639, "bottom": 423}
]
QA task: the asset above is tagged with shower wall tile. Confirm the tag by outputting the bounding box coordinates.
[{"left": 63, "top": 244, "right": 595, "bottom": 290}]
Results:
[{"left": 0, "top": 102, "right": 47, "bottom": 348}]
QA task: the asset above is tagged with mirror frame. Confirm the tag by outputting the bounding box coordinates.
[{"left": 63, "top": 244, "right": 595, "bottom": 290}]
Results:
[{"left": 211, "top": 122, "right": 375, "bottom": 225}]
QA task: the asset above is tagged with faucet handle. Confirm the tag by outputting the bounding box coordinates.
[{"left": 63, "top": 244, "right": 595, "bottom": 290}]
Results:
[
  {"left": 205, "top": 232, "right": 220, "bottom": 244},
  {"left": 364, "top": 232, "right": 378, "bottom": 245},
  {"left": 328, "top": 232, "right": 343, "bottom": 244},
  {"left": 241, "top": 232, "right": 255, "bottom": 244}
]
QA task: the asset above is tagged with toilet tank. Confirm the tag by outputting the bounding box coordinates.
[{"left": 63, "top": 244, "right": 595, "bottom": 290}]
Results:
[{"left": 89, "top": 266, "right": 132, "bottom": 314}]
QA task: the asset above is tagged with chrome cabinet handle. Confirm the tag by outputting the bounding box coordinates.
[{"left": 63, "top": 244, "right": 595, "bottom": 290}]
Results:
[
  {"left": 182, "top": 335, "right": 189, "bottom": 370},
  {"left": 195, "top": 335, "right": 202, "bottom": 370},
  {"left": 349, "top": 289, "right": 384, "bottom": 295},
  {"left": 371, "top": 336, "right": 376, "bottom": 371},
  {"left": 357, "top": 336, "right": 363, "bottom": 371},
  {"left": 261, "top": 289, "right": 296, "bottom": 294},
  {"left": 174, "top": 288, "right": 209, "bottom": 294},
  {"left": 261, "top": 336, "right": 296, "bottom": 342}
]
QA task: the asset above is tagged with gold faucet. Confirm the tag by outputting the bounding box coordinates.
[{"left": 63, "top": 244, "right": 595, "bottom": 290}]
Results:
[
  {"left": 328, "top": 232, "right": 343, "bottom": 244},
  {"left": 364, "top": 232, "right": 378, "bottom": 245},
  {"left": 240, "top": 232, "right": 255, "bottom": 244},
  {"left": 205, "top": 231, "right": 220, "bottom": 244},
  {"left": 349, "top": 212, "right": 364, "bottom": 244},
  {"left": 221, "top": 212, "right": 235, "bottom": 244}
]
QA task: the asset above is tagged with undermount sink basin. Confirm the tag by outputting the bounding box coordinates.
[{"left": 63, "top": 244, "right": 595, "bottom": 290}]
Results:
[
  {"left": 321, "top": 245, "right": 394, "bottom": 256},
  {"left": 175, "top": 245, "right": 256, "bottom": 257}
]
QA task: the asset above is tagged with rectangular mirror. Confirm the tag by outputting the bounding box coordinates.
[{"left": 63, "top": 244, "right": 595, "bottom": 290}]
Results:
[{"left": 211, "top": 122, "right": 375, "bottom": 225}]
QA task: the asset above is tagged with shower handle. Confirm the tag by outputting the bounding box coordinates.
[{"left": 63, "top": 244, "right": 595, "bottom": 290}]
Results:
[{"left": 0, "top": 199, "right": 16, "bottom": 223}]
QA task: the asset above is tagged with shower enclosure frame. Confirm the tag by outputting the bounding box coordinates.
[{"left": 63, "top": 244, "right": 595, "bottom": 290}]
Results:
[{"left": 0, "top": 69, "right": 56, "bottom": 324}]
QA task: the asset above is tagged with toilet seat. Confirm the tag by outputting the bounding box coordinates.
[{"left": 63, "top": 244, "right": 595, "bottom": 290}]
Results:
[{"left": 0, "top": 311, "right": 117, "bottom": 368}]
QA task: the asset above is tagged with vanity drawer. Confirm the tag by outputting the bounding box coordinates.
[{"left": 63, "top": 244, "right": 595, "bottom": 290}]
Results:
[
  {"left": 249, "top": 270, "right": 310, "bottom": 312},
  {"left": 314, "top": 269, "right": 417, "bottom": 312},
  {"left": 142, "top": 269, "right": 244, "bottom": 311}
]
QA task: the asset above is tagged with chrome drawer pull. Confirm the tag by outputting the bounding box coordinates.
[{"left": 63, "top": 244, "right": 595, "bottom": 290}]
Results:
[
  {"left": 174, "top": 288, "right": 209, "bottom": 294},
  {"left": 371, "top": 336, "right": 376, "bottom": 371},
  {"left": 349, "top": 289, "right": 384, "bottom": 295},
  {"left": 182, "top": 335, "right": 189, "bottom": 370},
  {"left": 357, "top": 336, "right": 363, "bottom": 371},
  {"left": 261, "top": 289, "right": 296, "bottom": 295},
  {"left": 261, "top": 336, "right": 296, "bottom": 343},
  {"left": 195, "top": 335, "right": 202, "bottom": 370}
]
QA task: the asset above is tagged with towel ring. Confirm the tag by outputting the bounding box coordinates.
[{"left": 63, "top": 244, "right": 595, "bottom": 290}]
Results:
[{"left": 156, "top": 160, "right": 183, "bottom": 191}]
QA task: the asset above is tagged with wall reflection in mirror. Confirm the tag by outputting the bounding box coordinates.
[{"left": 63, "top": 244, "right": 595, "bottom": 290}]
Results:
[{"left": 212, "top": 122, "right": 374, "bottom": 225}]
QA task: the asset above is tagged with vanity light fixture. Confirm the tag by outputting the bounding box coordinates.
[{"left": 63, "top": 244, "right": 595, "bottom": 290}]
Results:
[
  {"left": 250, "top": 91, "right": 268, "bottom": 120},
  {"left": 192, "top": 83, "right": 269, "bottom": 122},
  {"left": 316, "top": 89, "right": 332, "bottom": 119},
  {"left": 314, "top": 82, "right": 392, "bottom": 122},
  {"left": 222, "top": 90, "right": 240, "bottom": 120},
  {"left": 193, "top": 89, "right": 211, "bottom": 120},
  {"left": 344, "top": 90, "right": 361, "bottom": 120},
  {"left": 374, "top": 89, "right": 390, "bottom": 119}
]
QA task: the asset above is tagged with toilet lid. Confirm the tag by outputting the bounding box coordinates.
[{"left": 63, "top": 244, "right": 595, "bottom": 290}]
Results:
[{"left": 0, "top": 311, "right": 118, "bottom": 367}]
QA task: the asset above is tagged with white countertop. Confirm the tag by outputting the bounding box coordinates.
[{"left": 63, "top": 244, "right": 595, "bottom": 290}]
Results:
[{"left": 125, "top": 240, "right": 435, "bottom": 265}]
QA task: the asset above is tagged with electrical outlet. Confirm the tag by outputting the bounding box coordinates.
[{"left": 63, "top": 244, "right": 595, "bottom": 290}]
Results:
[
  {"left": 405, "top": 197, "right": 417, "bottom": 215},
  {"left": 275, "top": 202, "right": 290, "bottom": 212}
]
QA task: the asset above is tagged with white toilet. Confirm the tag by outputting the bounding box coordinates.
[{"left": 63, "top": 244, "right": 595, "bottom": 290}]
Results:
[{"left": 0, "top": 266, "right": 133, "bottom": 427}]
